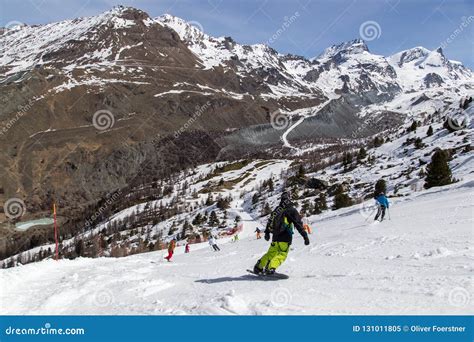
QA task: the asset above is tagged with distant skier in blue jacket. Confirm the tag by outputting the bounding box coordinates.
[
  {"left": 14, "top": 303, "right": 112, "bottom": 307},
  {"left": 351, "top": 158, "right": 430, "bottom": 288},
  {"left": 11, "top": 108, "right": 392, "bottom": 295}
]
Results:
[{"left": 374, "top": 193, "right": 389, "bottom": 221}]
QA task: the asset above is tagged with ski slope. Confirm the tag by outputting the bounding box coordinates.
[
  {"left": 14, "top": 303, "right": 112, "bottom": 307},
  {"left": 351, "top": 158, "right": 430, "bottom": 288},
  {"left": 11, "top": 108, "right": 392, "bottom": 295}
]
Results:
[{"left": 1, "top": 181, "right": 472, "bottom": 315}]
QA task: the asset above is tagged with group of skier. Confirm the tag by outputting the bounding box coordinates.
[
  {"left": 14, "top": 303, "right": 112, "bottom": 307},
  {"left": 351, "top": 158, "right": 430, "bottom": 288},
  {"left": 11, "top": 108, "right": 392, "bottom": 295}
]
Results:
[
  {"left": 164, "top": 233, "right": 221, "bottom": 262},
  {"left": 164, "top": 187, "right": 390, "bottom": 276}
]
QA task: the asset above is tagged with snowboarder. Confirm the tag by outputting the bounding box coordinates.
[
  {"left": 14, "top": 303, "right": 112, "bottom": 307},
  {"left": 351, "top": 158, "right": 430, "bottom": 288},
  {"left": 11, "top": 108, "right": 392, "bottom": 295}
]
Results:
[
  {"left": 164, "top": 239, "right": 176, "bottom": 262},
  {"left": 253, "top": 191, "right": 310, "bottom": 275},
  {"left": 255, "top": 228, "right": 262, "bottom": 239},
  {"left": 208, "top": 235, "right": 220, "bottom": 251},
  {"left": 374, "top": 193, "right": 389, "bottom": 221},
  {"left": 185, "top": 243, "right": 190, "bottom": 253}
]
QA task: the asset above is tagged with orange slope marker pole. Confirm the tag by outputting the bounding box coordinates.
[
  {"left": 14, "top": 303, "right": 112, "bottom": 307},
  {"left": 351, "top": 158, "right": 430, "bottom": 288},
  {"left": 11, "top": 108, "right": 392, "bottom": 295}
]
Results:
[{"left": 53, "top": 203, "right": 59, "bottom": 261}]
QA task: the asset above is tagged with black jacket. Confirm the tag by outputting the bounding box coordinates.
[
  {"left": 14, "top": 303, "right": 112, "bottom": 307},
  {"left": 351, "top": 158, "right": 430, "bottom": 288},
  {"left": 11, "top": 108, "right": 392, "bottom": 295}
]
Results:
[{"left": 265, "top": 200, "right": 307, "bottom": 244}]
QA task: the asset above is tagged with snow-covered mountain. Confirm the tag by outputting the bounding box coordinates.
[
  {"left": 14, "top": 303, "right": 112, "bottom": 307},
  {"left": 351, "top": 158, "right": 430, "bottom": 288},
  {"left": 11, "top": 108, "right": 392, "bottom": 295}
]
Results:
[
  {"left": 156, "top": 15, "right": 472, "bottom": 100},
  {"left": 0, "top": 7, "right": 175, "bottom": 82},
  {"left": 1, "top": 6, "right": 473, "bottom": 267},
  {"left": 2, "top": 6, "right": 472, "bottom": 98},
  {"left": 388, "top": 47, "right": 473, "bottom": 91}
]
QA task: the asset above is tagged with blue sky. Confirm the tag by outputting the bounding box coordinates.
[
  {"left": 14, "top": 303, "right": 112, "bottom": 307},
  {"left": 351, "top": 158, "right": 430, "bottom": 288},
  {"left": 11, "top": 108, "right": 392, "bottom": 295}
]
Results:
[{"left": 1, "top": 0, "right": 473, "bottom": 67}]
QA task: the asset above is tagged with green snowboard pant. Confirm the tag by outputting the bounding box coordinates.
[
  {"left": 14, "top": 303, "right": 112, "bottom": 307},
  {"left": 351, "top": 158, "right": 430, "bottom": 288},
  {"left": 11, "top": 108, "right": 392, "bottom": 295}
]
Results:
[{"left": 258, "top": 241, "right": 289, "bottom": 270}]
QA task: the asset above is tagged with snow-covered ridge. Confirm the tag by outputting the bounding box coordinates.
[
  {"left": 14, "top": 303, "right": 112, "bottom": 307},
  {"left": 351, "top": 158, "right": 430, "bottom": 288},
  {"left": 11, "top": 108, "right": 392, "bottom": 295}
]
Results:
[
  {"left": 156, "top": 13, "right": 279, "bottom": 71},
  {"left": 0, "top": 6, "right": 157, "bottom": 81},
  {"left": 156, "top": 14, "right": 472, "bottom": 97},
  {"left": 1, "top": 6, "right": 472, "bottom": 101},
  {"left": 388, "top": 47, "right": 473, "bottom": 91},
  {"left": 315, "top": 38, "right": 369, "bottom": 60}
]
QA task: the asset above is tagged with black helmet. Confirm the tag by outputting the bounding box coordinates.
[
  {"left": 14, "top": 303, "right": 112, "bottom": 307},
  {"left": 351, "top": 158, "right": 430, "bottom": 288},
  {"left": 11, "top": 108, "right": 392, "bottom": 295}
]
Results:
[{"left": 280, "top": 191, "right": 290, "bottom": 202}]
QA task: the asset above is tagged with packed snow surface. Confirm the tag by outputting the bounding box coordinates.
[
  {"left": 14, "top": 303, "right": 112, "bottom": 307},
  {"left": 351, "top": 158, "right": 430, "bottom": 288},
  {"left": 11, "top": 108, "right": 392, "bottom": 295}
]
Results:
[{"left": 2, "top": 181, "right": 472, "bottom": 315}]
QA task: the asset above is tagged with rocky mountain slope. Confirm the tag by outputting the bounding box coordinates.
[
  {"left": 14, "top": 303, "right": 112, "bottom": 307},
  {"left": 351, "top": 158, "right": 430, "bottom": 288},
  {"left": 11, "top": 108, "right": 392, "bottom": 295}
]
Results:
[{"left": 3, "top": 96, "right": 472, "bottom": 266}]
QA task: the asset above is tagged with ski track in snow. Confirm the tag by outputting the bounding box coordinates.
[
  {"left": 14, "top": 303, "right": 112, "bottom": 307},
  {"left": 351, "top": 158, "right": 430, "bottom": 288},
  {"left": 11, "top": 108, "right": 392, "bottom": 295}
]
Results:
[{"left": 1, "top": 183, "right": 473, "bottom": 315}]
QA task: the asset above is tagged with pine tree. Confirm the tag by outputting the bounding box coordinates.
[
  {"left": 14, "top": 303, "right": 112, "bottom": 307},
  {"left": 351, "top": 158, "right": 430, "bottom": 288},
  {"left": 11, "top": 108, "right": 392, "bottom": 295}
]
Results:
[
  {"left": 357, "top": 147, "right": 367, "bottom": 162},
  {"left": 424, "top": 149, "right": 453, "bottom": 189},
  {"left": 373, "top": 136, "right": 384, "bottom": 148},
  {"left": 342, "top": 152, "right": 353, "bottom": 170},
  {"left": 208, "top": 211, "right": 219, "bottom": 226},
  {"left": 182, "top": 220, "right": 191, "bottom": 238},
  {"left": 333, "top": 193, "right": 353, "bottom": 210},
  {"left": 427, "top": 125, "right": 434, "bottom": 136},
  {"left": 216, "top": 197, "right": 230, "bottom": 210},
  {"left": 192, "top": 213, "right": 202, "bottom": 225},
  {"left": 261, "top": 202, "right": 271, "bottom": 217},
  {"left": 205, "top": 193, "right": 214, "bottom": 206},
  {"left": 408, "top": 120, "right": 418, "bottom": 132},
  {"left": 300, "top": 200, "right": 311, "bottom": 215},
  {"left": 414, "top": 137, "right": 424, "bottom": 149},
  {"left": 297, "top": 164, "right": 306, "bottom": 179},
  {"left": 314, "top": 192, "right": 328, "bottom": 214},
  {"left": 267, "top": 178, "right": 274, "bottom": 192}
]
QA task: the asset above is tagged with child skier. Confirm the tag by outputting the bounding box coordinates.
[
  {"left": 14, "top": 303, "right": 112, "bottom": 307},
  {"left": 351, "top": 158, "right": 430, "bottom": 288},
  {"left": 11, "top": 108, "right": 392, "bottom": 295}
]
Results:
[
  {"left": 374, "top": 193, "right": 389, "bottom": 221},
  {"left": 164, "top": 239, "right": 176, "bottom": 262},
  {"left": 255, "top": 228, "right": 262, "bottom": 239},
  {"left": 253, "top": 191, "right": 310, "bottom": 275},
  {"left": 208, "top": 235, "right": 220, "bottom": 251}
]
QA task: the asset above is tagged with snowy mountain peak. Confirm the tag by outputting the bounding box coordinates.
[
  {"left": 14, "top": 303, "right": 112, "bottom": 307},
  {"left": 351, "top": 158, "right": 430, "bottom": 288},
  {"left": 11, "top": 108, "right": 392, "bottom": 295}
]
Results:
[
  {"left": 389, "top": 47, "right": 431, "bottom": 67},
  {"left": 422, "top": 47, "right": 448, "bottom": 68},
  {"left": 316, "top": 39, "right": 369, "bottom": 60},
  {"left": 156, "top": 14, "right": 206, "bottom": 43},
  {"left": 106, "top": 5, "right": 153, "bottom": 20},
  {"left": 387, "top": 45, "right": 472, "bottom": 91}
]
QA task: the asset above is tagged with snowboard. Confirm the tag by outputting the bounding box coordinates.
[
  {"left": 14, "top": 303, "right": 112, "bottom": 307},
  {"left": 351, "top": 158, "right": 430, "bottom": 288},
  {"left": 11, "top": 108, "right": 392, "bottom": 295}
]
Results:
[{"left": 246, "top": 269, "right": 289, "bottom": 280}]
